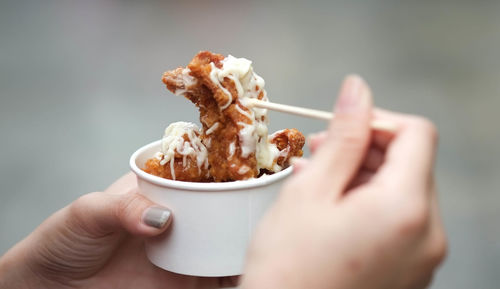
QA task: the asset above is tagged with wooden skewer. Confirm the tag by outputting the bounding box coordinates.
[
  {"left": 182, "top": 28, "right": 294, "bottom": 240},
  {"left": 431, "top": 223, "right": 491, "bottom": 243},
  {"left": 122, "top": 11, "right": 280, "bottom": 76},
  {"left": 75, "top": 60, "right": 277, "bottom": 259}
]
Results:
[{"left": 246, "top": 98, "right": 397, "bottom": 132}]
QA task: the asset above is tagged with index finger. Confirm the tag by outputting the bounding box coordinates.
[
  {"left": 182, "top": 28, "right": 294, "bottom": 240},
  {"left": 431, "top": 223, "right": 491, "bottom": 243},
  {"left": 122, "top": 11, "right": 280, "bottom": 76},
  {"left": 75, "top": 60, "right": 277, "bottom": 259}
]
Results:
[{"left": 373, "top": 109, "right": 438, "bottom": 191}]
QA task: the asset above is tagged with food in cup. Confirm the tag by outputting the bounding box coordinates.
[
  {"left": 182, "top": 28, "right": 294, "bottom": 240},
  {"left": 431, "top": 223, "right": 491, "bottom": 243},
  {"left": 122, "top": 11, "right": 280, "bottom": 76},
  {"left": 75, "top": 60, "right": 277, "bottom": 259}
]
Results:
[
  {"left": 267, "top": 128, "right": 305, "bottom": 171},
  {"left": 144, "top": 51, "right": 305, "bottom": 182},
  {"left": 132, "top": 51, "right": 304, "bottom": 275},
  {"left": 143, "top": 122, "right": 211, "bottom": 182},
  {"left": 130, "top": 140, "right": 294, "bottom": 276}
]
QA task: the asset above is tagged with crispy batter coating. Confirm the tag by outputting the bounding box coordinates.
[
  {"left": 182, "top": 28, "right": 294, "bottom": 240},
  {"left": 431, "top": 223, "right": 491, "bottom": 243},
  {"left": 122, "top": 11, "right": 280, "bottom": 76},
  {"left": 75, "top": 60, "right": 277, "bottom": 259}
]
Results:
[
  {"left": 151, "top": 51, "right": 306, "bottom": 182},
  {"left": 163, "top": 51, "right": 262, "bottom": 181},
  {"left": 143, "top": 130, "right": 211, "bottom": 182},
  {"left": 269, "top": 128, "right": 305, "bottom": 167},
  {"left": 143, "top": 157, "right": 211, "bottom": 182}
]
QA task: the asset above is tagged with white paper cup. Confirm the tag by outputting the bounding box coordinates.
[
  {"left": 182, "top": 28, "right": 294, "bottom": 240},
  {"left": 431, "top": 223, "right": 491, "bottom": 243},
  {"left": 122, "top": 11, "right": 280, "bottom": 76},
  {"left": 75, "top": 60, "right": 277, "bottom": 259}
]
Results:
[{"left": 130, "top": 140, "right": 292, "bottom": 277}]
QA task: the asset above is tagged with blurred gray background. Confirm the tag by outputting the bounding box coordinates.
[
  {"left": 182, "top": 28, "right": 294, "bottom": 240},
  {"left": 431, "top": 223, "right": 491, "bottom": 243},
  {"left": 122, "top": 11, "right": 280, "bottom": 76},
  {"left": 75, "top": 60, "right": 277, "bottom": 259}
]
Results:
[{"left": 1, "top": 0, "right": 499, "bottom": 288}]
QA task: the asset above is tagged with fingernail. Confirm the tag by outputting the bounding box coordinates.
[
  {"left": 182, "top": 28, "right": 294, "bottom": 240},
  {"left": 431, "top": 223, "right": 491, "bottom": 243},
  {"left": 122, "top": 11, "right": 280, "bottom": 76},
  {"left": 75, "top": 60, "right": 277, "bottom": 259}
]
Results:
[
  {"left": 336, "top": 75, "right": 370, "bottom": 113},
  {"left": 143, "top": 206, "right": 171, "bottom": 229}
]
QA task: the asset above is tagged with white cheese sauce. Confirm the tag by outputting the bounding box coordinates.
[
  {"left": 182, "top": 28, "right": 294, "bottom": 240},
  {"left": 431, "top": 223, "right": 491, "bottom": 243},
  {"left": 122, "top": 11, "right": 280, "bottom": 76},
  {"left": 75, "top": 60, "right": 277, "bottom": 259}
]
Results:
[
  {"left": 173, "top": 68, "right": 197, "bottom": 96},
  {"left": 205, "top": 122, "right": 220, "bottom": 135},
  {"left": 208, "top": 55, "right": 282, "bottom": 172},
  {"left": 159, "top": 121, "right": 208, "bottom": 180}
]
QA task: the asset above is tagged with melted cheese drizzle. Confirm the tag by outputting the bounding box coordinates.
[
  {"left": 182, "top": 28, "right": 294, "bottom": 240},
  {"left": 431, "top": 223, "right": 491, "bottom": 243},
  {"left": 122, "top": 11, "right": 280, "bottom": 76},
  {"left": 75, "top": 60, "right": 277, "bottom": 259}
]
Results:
[
  {"left": 206, "top": 122, "right": 220, "bottom": 135},
  {"left": 208, "top": 55, "right": 281, "bottom": 172},
  {"left": 228, "top": 141, "right": 236, "bottom": 159},
  {"left": 238, "top": 165, "right": 250, "bottom": 175},
  {"left": 158, "top": 121, "right": 208, "bottom": 180},
  {"left": 173, "top": 68, "right": 197, "bottom": 96}
]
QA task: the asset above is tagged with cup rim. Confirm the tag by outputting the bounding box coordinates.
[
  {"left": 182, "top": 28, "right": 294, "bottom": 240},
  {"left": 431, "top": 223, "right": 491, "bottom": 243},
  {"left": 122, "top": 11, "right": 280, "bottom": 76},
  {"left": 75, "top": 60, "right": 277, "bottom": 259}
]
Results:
[{"left": 130, "top": 140, "right": 293, "bottom": 191}]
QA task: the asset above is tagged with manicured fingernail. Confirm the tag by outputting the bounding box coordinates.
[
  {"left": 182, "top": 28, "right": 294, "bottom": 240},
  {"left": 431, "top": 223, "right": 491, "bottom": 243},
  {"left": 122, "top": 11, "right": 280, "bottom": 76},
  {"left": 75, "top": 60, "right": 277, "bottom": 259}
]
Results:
[
  {"left": 336, "top": 75, "right": 370, "bottom": 113},
  {"left": 143, "top": 206, "right": 171, "bottom": 229}
]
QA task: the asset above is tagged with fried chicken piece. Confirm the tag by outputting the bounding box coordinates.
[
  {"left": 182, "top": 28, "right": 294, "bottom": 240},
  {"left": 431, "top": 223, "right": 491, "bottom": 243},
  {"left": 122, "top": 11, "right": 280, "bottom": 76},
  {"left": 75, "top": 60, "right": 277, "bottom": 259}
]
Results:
[
  {"left": 159, "top": 51, "right": 306, "bottom": 182},
  {"left": 144, "top": 157, "right": 210, "bottom": 182},
  {"left": 143, "top": 122, "right": 210, "bottom": 182},
  {"left": 269, "top": 128, "right": 305, "bottom": 168},
  {"left": 163, "top": 51, "right": 269, "bottom": 181}
]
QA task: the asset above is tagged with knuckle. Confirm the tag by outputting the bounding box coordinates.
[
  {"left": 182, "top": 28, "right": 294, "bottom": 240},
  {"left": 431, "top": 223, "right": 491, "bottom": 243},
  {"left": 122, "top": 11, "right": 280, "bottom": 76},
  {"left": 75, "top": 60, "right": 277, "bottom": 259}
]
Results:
[
  {"left": 337, "top": 129, "right": 367, "bottom": 149},
  {"left": 68, "top": 192, "right": 106, "bottom": 232},
  {"left": 116, "top": 194, "right": 134, "bottom": 217},
  {"left": 427, "top": 232, "right": 448, "bottom": 266},
  {"left": 396, "top": 200, "right": 430, "bottom": 237},
  {"left": 70, "top": 192, "right": 102, "bottom": 215},
  {"left": 409, "top": 116, "right": 439, "bottom": 144},
  {"left": 115, "top": 193, "right": 147, "bottom": 219}
]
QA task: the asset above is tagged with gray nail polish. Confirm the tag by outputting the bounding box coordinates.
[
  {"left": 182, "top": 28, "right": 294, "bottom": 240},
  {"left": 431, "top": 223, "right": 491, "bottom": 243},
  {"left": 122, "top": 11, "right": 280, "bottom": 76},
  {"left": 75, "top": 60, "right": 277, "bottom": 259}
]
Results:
[{"left": 143, "top": 206, "right": 171, "bottom": 229}]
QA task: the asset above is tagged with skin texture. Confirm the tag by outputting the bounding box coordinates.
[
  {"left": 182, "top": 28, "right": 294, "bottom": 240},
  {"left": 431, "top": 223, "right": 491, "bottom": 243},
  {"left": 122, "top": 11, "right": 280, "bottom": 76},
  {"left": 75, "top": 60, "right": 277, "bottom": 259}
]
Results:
[
  {"left": 0, "top": 75, "right": 446, "bottom": 289},
  {"left": 0, "top": 174, "right": 238, "bottom": 289},
  {"left": 241, "top": 75, "right": 447, "bottom": 289}
]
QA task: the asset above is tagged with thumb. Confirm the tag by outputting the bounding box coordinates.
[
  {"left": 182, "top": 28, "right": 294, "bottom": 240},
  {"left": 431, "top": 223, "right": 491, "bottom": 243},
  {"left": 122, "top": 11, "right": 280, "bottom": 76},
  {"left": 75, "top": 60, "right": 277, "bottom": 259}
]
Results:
[
  {"left": 309, "top": 75, "right": 373, "bottom": 199},
  {"left": 69, "top": 190, "right": 172, "bottom": 237}
]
